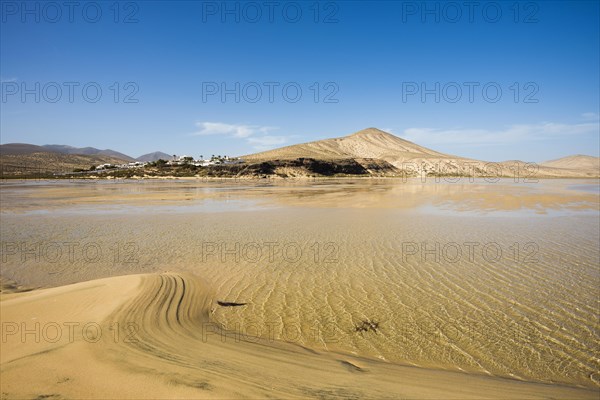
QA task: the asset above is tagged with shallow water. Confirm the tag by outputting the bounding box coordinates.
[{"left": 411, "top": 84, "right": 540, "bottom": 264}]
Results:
[{"left": 1, "top": 178, "right": 598, "bottom": 388}]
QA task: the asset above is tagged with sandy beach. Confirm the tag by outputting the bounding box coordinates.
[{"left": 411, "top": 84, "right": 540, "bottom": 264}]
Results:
[
  {"left": 1, "top": 179, "right": 599, "bottom": 399},
  {"left": 2, "top": 272, "right": 597, "bottom": 399}
]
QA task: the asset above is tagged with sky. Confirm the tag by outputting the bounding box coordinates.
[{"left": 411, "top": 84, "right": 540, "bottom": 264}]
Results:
[{"left": 1, "top": 0, "right": 599, "bottom": 162}]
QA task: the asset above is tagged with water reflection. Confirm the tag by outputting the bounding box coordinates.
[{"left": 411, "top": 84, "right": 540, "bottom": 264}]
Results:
[{"left": 1, "top": 178, "right": 598, "bottom": 215}]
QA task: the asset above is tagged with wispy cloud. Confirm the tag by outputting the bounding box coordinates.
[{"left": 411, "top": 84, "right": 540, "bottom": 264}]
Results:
[
  {"left": 581, "top": 112, "right": 599, "bottom": 121},
  {"left": 192, "top": 121, "right": 289, "bottom": 150},
  {"left": 401, "top": 121, "right": 600, "bottom": 146},
  {"left": 193, "top": 122, "right": 277, "bottom": 138}
]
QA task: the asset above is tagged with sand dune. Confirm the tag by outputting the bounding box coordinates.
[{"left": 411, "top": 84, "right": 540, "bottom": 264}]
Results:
[
  {"left": 541, "top": 154, "right": 600, "bottom": 170},
  {"left": 1, "top": 272, "right": 597, "bottom": 399}
]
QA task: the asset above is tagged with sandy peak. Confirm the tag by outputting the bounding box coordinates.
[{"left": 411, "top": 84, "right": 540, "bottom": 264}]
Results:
[{"left": 349, "top": 127, "right": 394, "bottom": 137}]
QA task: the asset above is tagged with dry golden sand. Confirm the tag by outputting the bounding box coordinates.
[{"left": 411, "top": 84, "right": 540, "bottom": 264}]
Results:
[
  {"left": 1, "top": 179, "right": 599, "bottom": 398},
  {"left": 1, "top": 273, "right": 597, "bottom": 399}
]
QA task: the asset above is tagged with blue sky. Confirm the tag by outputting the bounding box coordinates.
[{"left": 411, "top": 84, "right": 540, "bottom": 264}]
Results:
[{"left": 1, "top": 0, "right": 599, "bottom": 162}]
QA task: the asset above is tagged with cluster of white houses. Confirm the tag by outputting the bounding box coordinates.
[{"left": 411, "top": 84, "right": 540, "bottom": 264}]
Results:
[
  {"left": 95, "top": 161, "right": 147, "bottom": 170},
  {"left": 94, "top": 155, "right": 243, "bottom": 171}
]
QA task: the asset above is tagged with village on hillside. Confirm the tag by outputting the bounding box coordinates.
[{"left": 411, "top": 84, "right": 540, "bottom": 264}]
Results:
[{"left": 94, "top": 155, "right": 244, "bottom": 171}]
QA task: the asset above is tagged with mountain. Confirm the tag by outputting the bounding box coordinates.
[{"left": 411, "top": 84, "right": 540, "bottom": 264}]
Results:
[
  {"left": 0, "top": 143, "right": 135, "bottom": 177},
  {"left": 541, "top": 155, "right": 599, "bottom": 171},
  {"left": 0, "top": 143, "right": 134, "bottom": 161},
  {"left": 0, "top": 143, "right": 49, "bottom": 155},
  {"left": 0, "top": 143, "right": 174, "bottom": 177},
  {"left": 243, "top": 128, "right": 599, "bottom": 178},
  {"left": 0, "top": 152, "right": 133, "bottom": 176},
  {"left": 243, "top": 128, "right": 448, "bottom": 166},
  {"left": 42, "top": 145, "right": 134, "bottom": 161},
  {"left": 3, "top": 143, "right": 176, "bottom": 163},
  {"left": 136, "top": 151, "right": 173, "bottom": 162}
]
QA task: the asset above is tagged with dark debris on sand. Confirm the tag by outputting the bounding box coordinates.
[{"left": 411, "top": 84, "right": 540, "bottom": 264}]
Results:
[
  {"left": 217, "top": 301, "right": 247, "bottom": 307},
  {"left": 354, "top": 319, "right": 380, "bottom": 333}
]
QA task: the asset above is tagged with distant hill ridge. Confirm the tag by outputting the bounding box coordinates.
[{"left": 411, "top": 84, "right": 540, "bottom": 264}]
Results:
[
  {"left": 541, "top": 155, "right": 600, "bottom": 170},
  {"left": 0, "top": 143, "right": 171, "bottom": 162},
  {"left": 136, "top": 151, "right": 173, "bottom": 162},
  {"left": 42, "top": 144, "right": 134, "bottom": 161}
]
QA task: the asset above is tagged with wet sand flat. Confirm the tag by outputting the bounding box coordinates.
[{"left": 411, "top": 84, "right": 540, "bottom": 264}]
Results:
[{"left": 1, "top": 178, "right": 599, "bottom": 398}]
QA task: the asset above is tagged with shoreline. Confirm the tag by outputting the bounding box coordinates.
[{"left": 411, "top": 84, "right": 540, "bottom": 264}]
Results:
[{"left": 2, "top": 174, "right": 600, "bottom": 181}]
